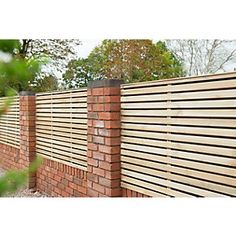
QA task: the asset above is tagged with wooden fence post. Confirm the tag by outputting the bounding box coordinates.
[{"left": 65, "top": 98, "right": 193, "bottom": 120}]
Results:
[{"left": 87, "top": 80, "right": 123, "bottom": 197}]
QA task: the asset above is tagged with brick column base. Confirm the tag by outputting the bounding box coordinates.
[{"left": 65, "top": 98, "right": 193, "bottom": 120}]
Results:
[
  {"left": 19, "top": 91, "right": 36, "bottom": 190},
  {"left": 87, "top": 79, "right": 123, "bottom": 197}
]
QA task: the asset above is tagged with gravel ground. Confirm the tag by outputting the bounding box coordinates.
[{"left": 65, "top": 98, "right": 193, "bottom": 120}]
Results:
[{"left": 0, "top": 167, "right": 48, "bottom": 197}]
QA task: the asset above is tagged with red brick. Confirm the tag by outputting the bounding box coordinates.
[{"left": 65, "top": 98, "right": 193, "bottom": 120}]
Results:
[
  {"left": 65, "top": 186, "right": 74, "bottom": 195},
  {"left": 61, "top": 190, "right": 70, "bottom": 197},
  {"left": 87, "top": 173, "right": 99, "bottom": 182},
  {"left": 87, "top": 96, "right": 97, "bottom": 104},
  {"left": 58, "top": 183, "right": 65, "bottom": 190},
  {"left": 99, "top": 145, "right": 120, "bottom": 154},
  {"left": 55, "top": 175, "right": 62, "bottom": 182},
  {"left": 87, "top": 104, "right": 93, "bottom": 112},
  {"left": 69, "top": 182, "right": 77, "bottom": 190},
  {"left": 105, "top": 187, "right": 121, "bottom": 197},
  {"left": 104, "top": 120, "right": 121, "bottom": 129},
  {"left": 105, "top": 137, "right": 120, "bottom": 146},
  {"left": 104, "top": 103, "right": 120, "bottom": 111},
  {"left": 73, "top": 177, "right": 83, "bottom": 186},
  {"left": 87, "top": 89, "right": 92, "bottom": 96},
  {"left": 104, "top": 96, "right": 120, "bottom": 103},
  {"left": 87, "top": 150, "right": 92, "bottom": 158},
  {"left": 92, "top": 88, "right": 104, "bottom": 96},
  {"left": 93, "top": 183, "right": 105, "bottom": 194},
  {"left": 93, "top": 167, "right": 105, "bottom": 177},
  {"left": 99, "top": 177, "right": 120, "bottom": 188},
  {"left": 87, "top": 119, "right": 93, "bottom": 127},
  {"left": 93, "top": 151, "right": 105, "bottom": 160},
  {"left": 97, "top": 96, "right": 104, "bottom": 103},
  {"left": 99, "top": 161, "right": 111, "bottom": 170},
  {"left": 93, "top": 104, "right": 104, "bottom": 111},
  {"left": 98, "top": 129, "right": 120, "bottom": 137},
  {"left": 103, "top": 87, "right": 120, "bottom": 95},
  {"left": 77, "top": 186, "right": 87, "bottom": 195},
  {"left": 87, "top": 158, "right": 99, "bottom": 167},
  {"left": 87, "top": 179, "right": 93, "bottom": 188},
  {"left": 127, "top": 189, "right": 132, "bottom": 197},
  {"left": 99, "top": 112, "right": 120, "bottom": 120},
  {"left": 87, "top": 143, "right": 98, "bottom": 151},
  {"left": 54, "top": 187, "right": 62, "bottom": 195},
  {"left": 105, "top": 154, "right": 120, "bottom": 163},
  {"left": 93, "top": 120, "right": 104, "bottom": 128},
  {"left": 87, "top": 188, "right": 99, "bottom": 197},
  {"left": 87, "top": 112, "right": 98, "bottom": 119},
  {"left": 93, "top": 136, "right": 104, "bottom": 144},
  {"left": 105, "top": 170, "right": 120, "bottom": 180}
]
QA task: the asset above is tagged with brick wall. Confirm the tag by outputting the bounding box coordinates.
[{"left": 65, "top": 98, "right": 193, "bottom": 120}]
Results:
[
  {"left": 37, "top": 159, "right": 87, "bottom": 197},
  {"left": 0, "top": 143, "right": 20, "bottom": 170}
]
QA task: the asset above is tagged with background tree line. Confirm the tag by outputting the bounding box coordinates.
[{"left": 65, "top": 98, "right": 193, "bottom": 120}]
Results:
[{"left": 1, "top": 39, "right": 236, "bottom": 96}]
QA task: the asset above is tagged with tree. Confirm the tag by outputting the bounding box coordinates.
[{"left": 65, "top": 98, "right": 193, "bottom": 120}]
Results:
[
  {"left": 0, "top": 39, "right": 81, "bottom": 94},
  {"left": 165, "top": 39, "right": 236, "bottom": 76},
  {"left": 62, "top": 39, "right": 184, "bottom": 88},
  {"left": 0, "top": 40, "right": 39, "bottom": 96},
  {"left": 19, "top": 39, "right": 81, "bottom": 77}
]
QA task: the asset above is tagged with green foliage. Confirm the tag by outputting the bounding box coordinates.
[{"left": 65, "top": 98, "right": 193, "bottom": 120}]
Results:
[
  {"left": 0, "top": 40, "right": 20, "bottom": 54},
  {"left": 62, "top": 40, "right": 184, "bottom": 88},
  {"left": 31, "top": 75, "right": 59, "bottom": 92},
  {"left": 0, "top": 157, "right": 43, "bottom": 197},
  {"left": 0, "top": 40, "right": 42, "bottom": 196},
  {"left": 0, "top": 40, "right": 40, "bottom": 96}
]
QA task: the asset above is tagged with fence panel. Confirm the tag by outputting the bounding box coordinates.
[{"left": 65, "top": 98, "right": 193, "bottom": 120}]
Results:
[
  {"left": 36, "top": 89, "right": 87, "bottom": 170},
  {"left": 0, "top": 96, "right": 20, "bottom": 148},
  {"left": 121, "top": 73, "right": 236, "bottom": 197}
]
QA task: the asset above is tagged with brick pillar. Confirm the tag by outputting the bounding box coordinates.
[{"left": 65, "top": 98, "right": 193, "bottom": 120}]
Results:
[
  {"left": 19, "top": 91, "right": 36, "bottom": 189},
  {"left": 87, "top": 79, "right": 123, "bottom": 197}
]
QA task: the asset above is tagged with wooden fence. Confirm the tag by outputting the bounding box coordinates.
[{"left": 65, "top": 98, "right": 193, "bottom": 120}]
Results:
[
  {"left": 0, "top": 96, "right": 20, "bottom": 148},
  {"left": 120, "top": 73, "right": 236, "bottom": 197},
  {"left": 36, "top": 89, "right": 87, "bottom": 170}
]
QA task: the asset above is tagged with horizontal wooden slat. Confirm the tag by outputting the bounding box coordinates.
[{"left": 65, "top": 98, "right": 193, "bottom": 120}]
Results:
[
  {"left": 121, "top": 145, "right": 236, "bottom": 178},
  {"left": 0, "top": 96, "right": 20, "bottom": 147},
  {"left": 36, "top": 129, "right": 86, "bottom": 140},
  {"left": 122, "top": 136, "right": 236, "bottom": 159},
  {"left": 37, "top": 103, "right": 87, "bottom": 109},
  {"left": 121, "top": 72, "right": 236, "bottom": 89},
  {"left": 122, "top": 78, "right": 236, "bottom": 95},
  {"left": 37, "top": 138, "right": 87, "bottom": 154},
  {"left": 36, "top": 113, "right": 87, "bottom": 118},
  {"left": 121, "top": 89, "right": 236, "bottom": 102},
  {"left": 122, "top": 130, "right": 236, "bottom": 148},
  {"left": 122, "top": 109, "right": 236, "bottom": 118},
  {"left": 36, "top": 117, "right": 87, "bottom": 124},
  {"left": 36, "top": 125, "right": 87, "bottom": 135},
  {"left": 36, "top": 108, "right": 87, "bottom": 113},
  {"left": 36, "top": 150, "right": 87, "bottom": 170},
  {"left": 36, "top": 132, "right": 87, "bottom": 145},
  {"left": 122, "top": 99, "right": 236, "bottom": 109},
  {"left": 121, "top": 75, "right": 236, "bottom": 197},
  {"left": 122, "top": 170, "right": 226, "bottom": 197},
  {"left": 121, "top": 154, "right": 236, "bottom": 187},
  {"left": 122, "top": 116, "right": 236, "bottom": 128},
  {"left": 122, "top": 123, "right": 236, "bottom": 138},
  {"left": 36, "top": 89, "right": 87, "bottom": 170},
  {"left": 36, "top": 121, "right": 87, "bottom": 129}
]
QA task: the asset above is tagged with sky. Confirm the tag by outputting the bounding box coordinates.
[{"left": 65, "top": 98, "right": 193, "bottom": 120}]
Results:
[{"left": 77, "top": 40, "right": 101, "bottom": 58}]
